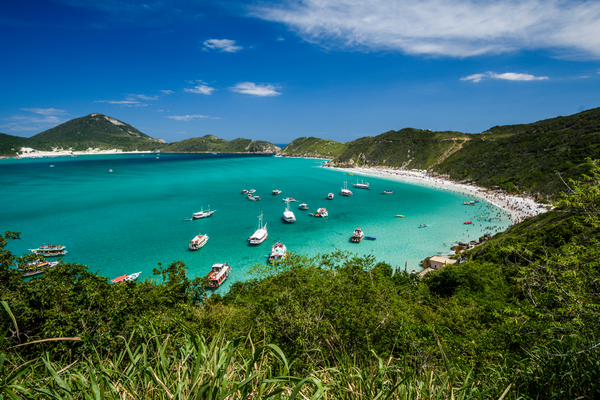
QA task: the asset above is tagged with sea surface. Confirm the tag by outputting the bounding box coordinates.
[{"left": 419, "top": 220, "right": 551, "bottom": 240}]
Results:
[{"left": 0, "top": 153, "right": 511, "bottom": 290}]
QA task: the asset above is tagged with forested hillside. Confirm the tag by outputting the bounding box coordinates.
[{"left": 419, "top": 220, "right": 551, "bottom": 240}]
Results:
[{"left": 162, "top": 135, "right": 280, "bottom": 153}]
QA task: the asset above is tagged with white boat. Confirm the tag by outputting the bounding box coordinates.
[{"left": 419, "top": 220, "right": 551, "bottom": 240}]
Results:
[
  {"left": 272, "top": 189, "right": 282, "bottom": 195},
  {"left": 327, "top": 193, "right": 334, "bottom": 200},
  {"left": 352, "top": 180, "right": 369, "bottom": 189},
  {"left": 298, "top": 203, "right": 309, "bottom": 210},
  {"left": 350, "top": 228, "right": 364, "bottom": 243},
  {"left": 29, "top": 244, "right": 68, "bottom": 257},
  {"left": 193, "top": 206, "right": 216, "bottom": 219},
  {"left": 247, "top": 194, "right": 261, "bottom": 201},
  {"left": 283, "top": 203, "right": 296, "bottom": 223},
  {"left": 248, "top": 214, "right": 268, "bottom": 245},
  {"left": 268, "top": 241, "right": 287, "bottom": 263},
  {"left": 341, "top": 181, "right": 353, "bottom": 196},
  {"left": 382, "top": 190, "right": 393, "bottom": 194},
  {"left": 189, "top": 233, "right": 209, "bottom": 250},
  {"left": 241, "top": 189, "right": 249, "bottom": 194},
  {"left": 283, "top": 197, "right": 297, "bottom": 202},
  {"left": 124, "top": 271, "right": 142, "bottom": 281},
  {"left": 315, "top": 207, "right": 328, "bottom": 217},
  {"left": 248, "top": 189, "right": 256, "bottom": 194},
  {"left": 206, "top": 263, "right": 231, "bottom": 289}
]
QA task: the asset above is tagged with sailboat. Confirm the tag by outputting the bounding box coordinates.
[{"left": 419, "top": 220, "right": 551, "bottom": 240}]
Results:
[
  {"left": 340, "top": 180, "right": 353, "bottom": 196},
  {"left": 193, "top": 205, "right": 216, "bottom": 219},
  {"left": 248, "top": 213, "right": 268, "bottom": 244}
]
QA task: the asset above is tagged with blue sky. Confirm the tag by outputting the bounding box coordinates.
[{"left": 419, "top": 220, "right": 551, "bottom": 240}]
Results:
[{"left": 1, "top": 0, "right": 599, "bottom": 143}]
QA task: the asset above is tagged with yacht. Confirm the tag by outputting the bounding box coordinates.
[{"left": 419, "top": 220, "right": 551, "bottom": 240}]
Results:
[
  {"left": 206, "top": 263, "right": 231, "bottom": 289},
  {"left": 29, "top": 244, "right": 68, "bottom": 257},
  {"left": 189, "top": 233, "right": 209, "bottom": 250},
  {"left": 340, "top": 181, "right": 353, "bottom": 196},
  {"left": 283, "top": 203, "right": 296, "bottom": 223},
  {"left": 268, "top": 241, "right": 288, "bottom": 263},
  {"left": 315, "top": 207, "right": 328, "bottom": 217},
  {"left": 352, "top": 180, "right": 369, "bottom": 189},
  {"left": 248, "top": 214, "right": 268, "bottom": 244},
  {"left": 350, "top": 228, "right": 364, "bottom": 243},
  {"left": 327, "top": 193, "right": 334, "bottom": 200},
  {"left": 193, "top": 206, "right": 216, "bottom": 219}
]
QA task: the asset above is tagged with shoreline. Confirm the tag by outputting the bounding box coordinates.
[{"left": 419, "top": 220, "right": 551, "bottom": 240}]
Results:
[{"left": 325, "top": 166, "right": 549, "bottom": 226}]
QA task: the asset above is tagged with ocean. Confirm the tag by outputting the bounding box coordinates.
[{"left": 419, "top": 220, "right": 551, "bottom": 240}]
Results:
[{"left": 0, "top": 153, "right": 511, "bottom": 290}]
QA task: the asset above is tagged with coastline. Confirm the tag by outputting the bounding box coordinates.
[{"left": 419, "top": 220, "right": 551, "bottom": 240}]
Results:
[
  {"left": 14, "top": 148, "right": 155, "bottom": 158},
  {"left": 325, "top": 166, "right": 549, "bottom": 225}
]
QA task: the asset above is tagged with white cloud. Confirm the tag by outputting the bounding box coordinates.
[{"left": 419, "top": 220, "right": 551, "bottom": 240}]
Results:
[
  {"left": 184, "top": 84, "right": 216, "bottom": 95},
  {"left": 20, "top": 108, "right": 67, "bottom": 115},
  {"left": 130, "top": 94, "right": 158, "bottom": 101},
  {"left": 277, "top": 36, "right": 285, "bottom": 41},
  {"left": 95, "top": 100, "right": 145, "bottom": 106},
  {"left": 230, "top": 82, "right": 281, "bottom": 97},
  {"left": 250, "top": 0, "right": 600, "bottom": 58},
  {"left": 461, "top": 71, "right": 549, "bottom": 82},
  {"left": 203, "top": 39, "right": 243, "bottom": 53},
  {"left": 167, "top": 115, "right": 211, "bottom": 121},
  {"left": 161, "top": 90, "right": 174, "bottom": 94}
]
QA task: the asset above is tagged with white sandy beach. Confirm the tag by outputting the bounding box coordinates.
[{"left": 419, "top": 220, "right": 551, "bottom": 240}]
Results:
[
  {"left": 15, "top": 148, "right": 155, "bottom": 158},
  {"left": 327, "top": 166, "right": 550, "bottom": 225}
]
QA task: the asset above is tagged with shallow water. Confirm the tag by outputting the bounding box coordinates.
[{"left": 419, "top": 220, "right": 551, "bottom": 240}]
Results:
[{"left": 0, "top": 153, "right": 510, "bottom": 290}]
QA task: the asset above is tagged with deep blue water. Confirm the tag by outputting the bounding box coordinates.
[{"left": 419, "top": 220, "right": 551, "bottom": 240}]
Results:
[{"left": 0, "top": 153, "right": 510, "bottom": 290}]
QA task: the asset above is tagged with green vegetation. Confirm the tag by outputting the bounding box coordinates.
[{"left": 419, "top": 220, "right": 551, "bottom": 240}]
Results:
[
  {"left": 331, "top": 129, "right": 470, "bottom": 169},
  {"left": 28, "top": 113, "right": 164, "bottom": 152},
  {"left": 0, "top": 133, "right": 31, "bottom": 157},
  {"left": 281, "top": 137, "right": 349, "bottom": 158},
  {"left": 437, "top": 108, "right": 600, "bottom": 196},
  {"left": 162, "top": 135, "right": 280, "bottom": 153},
  {"left": 2, "top": 162, "right": 600, "bottom": 398}
]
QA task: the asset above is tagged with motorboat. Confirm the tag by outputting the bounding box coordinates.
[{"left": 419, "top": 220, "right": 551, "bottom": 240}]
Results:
[
  {"left": 340, "top": 181, "right": 353, "bottom": 196},
  {"left": 272, "top": 189, "right": 282, "bottom": 195},
  {"left": 193, "top": 206, "right": 216, "bottom": 219},
  {"left": 327, "top": 193, "right": 334, "bottom": 200},
  {"left": 298, "top": 203, "right": 309, "bottom": 210},
  {"left": 395, "top": 214, "right": 405, "bottom": 218},
  {"left": 248, "top": 189, "right": 256, "bottom": 194},
  {"left": 350, "top": 228, "right": 364, "bottom": 243},
  {"left": 352, "top": 180, "right": 369, "bottom": 189},
  {"left": 206, "top": 263, "right": 231, "bottom": 289},
  {"left": 247, "top": 194, "right": 261, "bottom": 201},
  {"left": 314, "top": 207, "right": 328, "bottom": 217},
  {"left": 189, "top": 233, "right": 209, "bottom": 250},
  {"left": 241, "top": 190, "right": 249, "bottom": 194},
  {"left": 20, "top": 260, "right": 60, "bottom": 278},
  {"left": 418, "top": 224, "right": 428, "bottom": 228},
  {"left": 111, "top": 271, "right": 142, "bottom": 283},
  {"left": 463, "top": 201, "right": 476, "bottom": 205},
  {"left": 124, "top": 271, "right": 142, "bottom": 281},
  {"left": 464, "top": 221, "right": 473, "bottom": 225},
  {"left": 283, "top": 197, "right": 297, "bottom": 202},
  {"left": 248, "top": 214, "right": 268, "bottom": 245},
  {"left": 268, "top": 241, "right": 288, "bottom": 263},
  {"left": 365, "top": 236, "right": 376, "bottom": 240},
  {"left": 382, "top": 190, "right": 393, "bottom": 194},
  {"left": 29, "top": 244, "right": 68, "bottom": 257},
  {"left": 283, "top": 203, "right": 296, "bottom": 223}
]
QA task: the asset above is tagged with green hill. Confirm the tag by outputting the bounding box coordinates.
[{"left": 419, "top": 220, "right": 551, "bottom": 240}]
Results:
[
  {"left": 0, "top": 133, "right": 31, "bottom": 157},
  {"left": 329, "top": 129, "right": 470, "bottom": 169},
  {"left": 281, "top": 137, "right": 348, "bottom": 158},
  {"left": 29, "top": 113, "right": 164, "bottom": 152},
  {"left": 436, "top": 108, "right": 600, "bottom": 196},
  {"left": 162, "top": 135, "right": 280, "bottom": 153}
]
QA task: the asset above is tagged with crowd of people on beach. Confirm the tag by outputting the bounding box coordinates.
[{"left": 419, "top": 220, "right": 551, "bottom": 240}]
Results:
[{"left": 350, "top": 166, "right": 549, "bottom": 226}]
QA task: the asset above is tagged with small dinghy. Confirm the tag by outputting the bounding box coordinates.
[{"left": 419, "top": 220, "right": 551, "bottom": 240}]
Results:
[{"left": 365, "top": 236, "right": 376, "bottom": 240}]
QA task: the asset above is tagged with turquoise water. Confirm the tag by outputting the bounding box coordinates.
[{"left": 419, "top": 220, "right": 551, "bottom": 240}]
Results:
[{"left": 0, "top": 154, "right": 510, "bottom": 290}]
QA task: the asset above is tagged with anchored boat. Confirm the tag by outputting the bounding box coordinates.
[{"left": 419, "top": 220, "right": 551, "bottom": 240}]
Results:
[
  {"left": 29, "top": 244, "right": 67, "bottom": 257},
  {"left": 268, "top": 241, "right": 288, "bottom": 263},
  {"left": 206, "top": 263, "right": 231, "bottom": 289},
  {"left": 189, "top": 233, "right": 209, "bottom": 250},
  {"left": 193, "top": 206, "right": 216, "bottom": 219},
  {"left": 248, "top": 214, "right": 268, "bottom": 245},
  {"left": 350, "top": 228, "right": 364, "bottom": 243}
]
